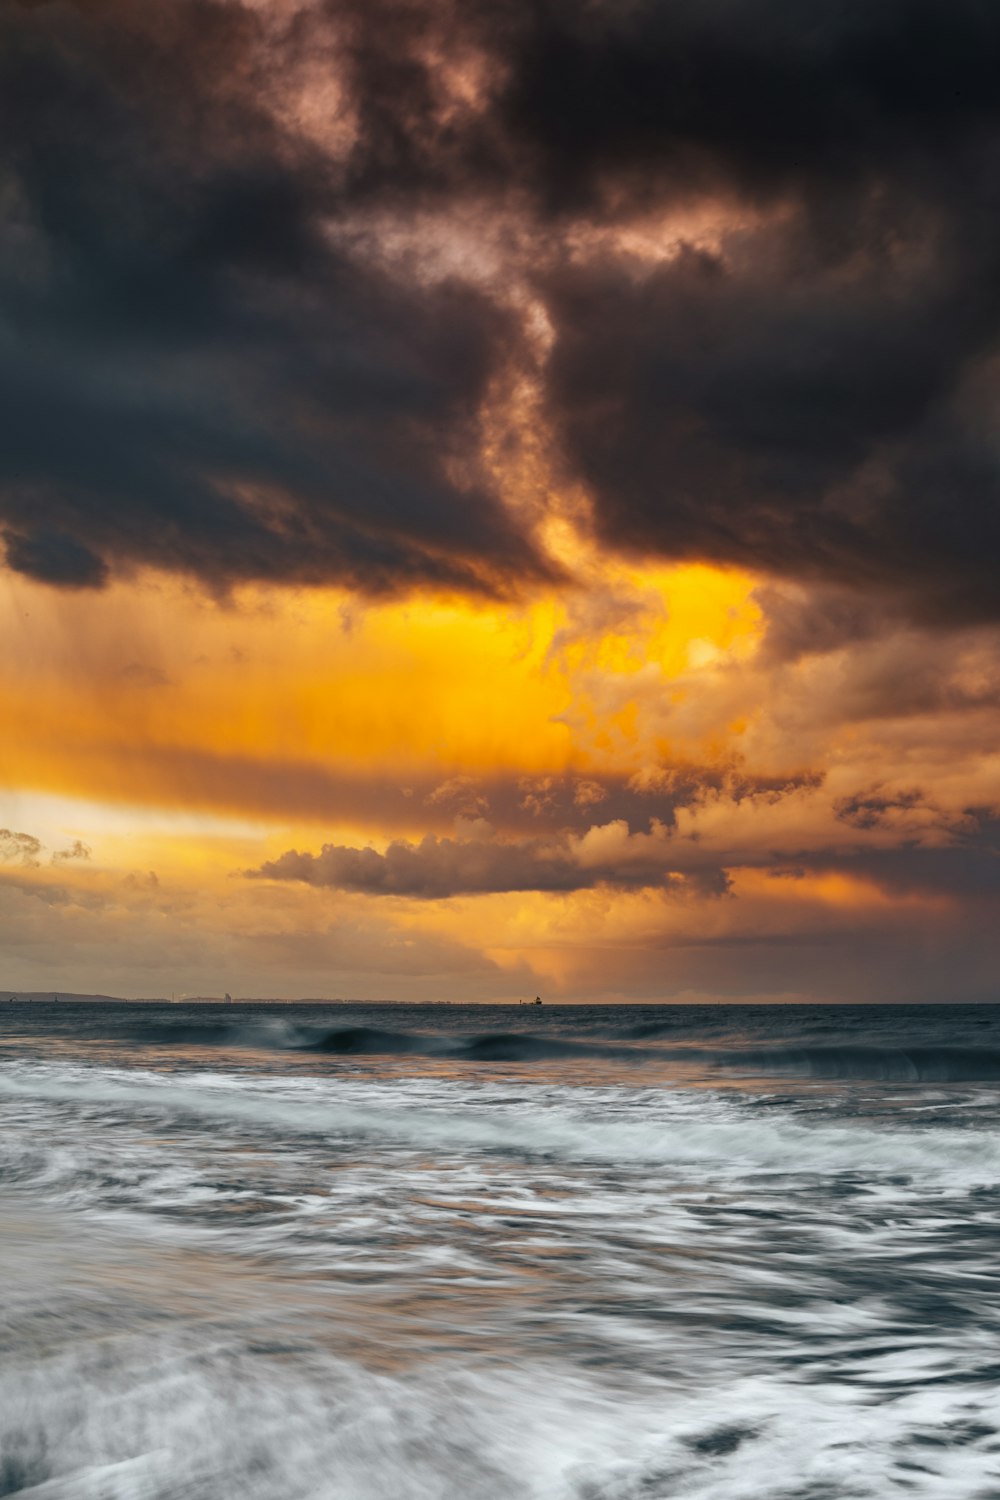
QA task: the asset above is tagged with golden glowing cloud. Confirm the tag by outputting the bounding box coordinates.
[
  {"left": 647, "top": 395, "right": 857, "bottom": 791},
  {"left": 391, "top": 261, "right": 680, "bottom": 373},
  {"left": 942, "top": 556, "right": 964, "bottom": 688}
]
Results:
[{"left": 0, "top": 559, "right": 763, "bottom": 818}]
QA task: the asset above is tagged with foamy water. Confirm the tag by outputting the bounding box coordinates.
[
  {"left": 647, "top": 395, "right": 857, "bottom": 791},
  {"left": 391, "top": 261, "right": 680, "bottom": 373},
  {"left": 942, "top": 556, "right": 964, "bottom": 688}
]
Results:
[{"left": 2, "top": 1001, "right": 1000, "bottom": 1498}]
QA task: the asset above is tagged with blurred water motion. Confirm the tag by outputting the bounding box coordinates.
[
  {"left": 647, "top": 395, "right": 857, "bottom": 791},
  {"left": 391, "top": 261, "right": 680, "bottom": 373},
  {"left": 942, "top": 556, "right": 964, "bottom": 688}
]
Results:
[{"left": 2, "top": 1000, "right": 1000, "bottom": 1498}]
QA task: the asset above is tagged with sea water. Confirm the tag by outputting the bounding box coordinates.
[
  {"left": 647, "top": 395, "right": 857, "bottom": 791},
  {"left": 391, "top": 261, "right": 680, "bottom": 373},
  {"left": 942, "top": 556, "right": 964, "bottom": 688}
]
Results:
[{"left": 2, "top": 1000, "right": 1000, "bottom": 1498}]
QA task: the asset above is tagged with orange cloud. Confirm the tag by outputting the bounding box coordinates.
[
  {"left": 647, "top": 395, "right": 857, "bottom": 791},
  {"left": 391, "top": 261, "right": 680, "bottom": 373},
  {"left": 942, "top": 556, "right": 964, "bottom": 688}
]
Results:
[{"left": 0, "top": 561, "right": 762, "bottom": 817}]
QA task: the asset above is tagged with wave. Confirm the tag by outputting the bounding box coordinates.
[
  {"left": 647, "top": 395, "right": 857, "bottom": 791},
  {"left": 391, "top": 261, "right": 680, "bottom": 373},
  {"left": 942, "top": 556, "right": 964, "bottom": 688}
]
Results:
[
  {"left": 303, "top": 1026, "right": 638, "bottom": 1063},
  {"left": 4, "top": 1068, "right": 1000, "bottom": 1182},
  {"left": 87, "top": 1017, "right": 653, "bottom": 1065},
  {"left": 310, "top": 1031, "right": 1000, "bottom": 1082},
  {"left": 21, "top": 1009, "right": 1000, "bottom": 1083},
  {"left": 305, "top": 1024, "right": 434, "bottom": 1055}
]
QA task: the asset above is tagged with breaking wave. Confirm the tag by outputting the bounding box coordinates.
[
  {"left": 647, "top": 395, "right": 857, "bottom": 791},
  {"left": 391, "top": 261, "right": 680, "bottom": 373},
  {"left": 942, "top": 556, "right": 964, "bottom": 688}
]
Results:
[
  {"left": 41, "top": 1014, "right": 656, "bottom": 1065},
  {"left": 18, "top": 1008, "right": 1000, "bottom": 1084},
  {"left": 303, "top": 1025, "right": 640, "bottom": 1063}
]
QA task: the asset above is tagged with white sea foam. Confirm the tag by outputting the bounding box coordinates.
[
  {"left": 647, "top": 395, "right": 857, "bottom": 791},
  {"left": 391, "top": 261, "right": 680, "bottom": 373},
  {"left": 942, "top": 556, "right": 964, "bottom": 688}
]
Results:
[
  {"left": 3, "top": 1317, "right": 999, "bottom": 1500},
  {"left": 4, "top": 1006, "right": 1000, "bottom": 1499},
  {"left": 2, "top": 1062, "right": 999, "bottom": 1183}
]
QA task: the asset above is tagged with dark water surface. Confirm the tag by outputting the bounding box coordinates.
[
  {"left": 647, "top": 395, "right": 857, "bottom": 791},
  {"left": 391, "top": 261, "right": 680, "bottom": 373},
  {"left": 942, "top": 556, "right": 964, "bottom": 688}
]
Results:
[{"left": 2, "top": 1000, "right": 1000, "bottom": 1498}]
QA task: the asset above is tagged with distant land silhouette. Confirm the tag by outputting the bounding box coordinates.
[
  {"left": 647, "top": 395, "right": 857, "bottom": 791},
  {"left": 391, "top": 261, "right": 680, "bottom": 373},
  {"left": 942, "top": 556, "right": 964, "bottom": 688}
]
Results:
[
  {"left": 3, "top": 991, "right": 127, "bottom": 1004},
  {"left": 1, "top": 992, "right": 395, "bottom": 1005}
]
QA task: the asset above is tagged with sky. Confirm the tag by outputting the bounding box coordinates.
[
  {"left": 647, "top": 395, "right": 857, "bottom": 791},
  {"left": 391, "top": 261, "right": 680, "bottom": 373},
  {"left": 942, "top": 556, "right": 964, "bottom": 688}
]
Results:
[{"left": 1, "top": 0, "right": 999, "bottom": 1003}]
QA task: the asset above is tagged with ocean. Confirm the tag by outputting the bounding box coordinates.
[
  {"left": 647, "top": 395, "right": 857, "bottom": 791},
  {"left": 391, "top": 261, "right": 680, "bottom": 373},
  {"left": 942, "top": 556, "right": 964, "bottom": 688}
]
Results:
[{"left": 2, "top": 1000, "right": 1000, "bottom": 1498}]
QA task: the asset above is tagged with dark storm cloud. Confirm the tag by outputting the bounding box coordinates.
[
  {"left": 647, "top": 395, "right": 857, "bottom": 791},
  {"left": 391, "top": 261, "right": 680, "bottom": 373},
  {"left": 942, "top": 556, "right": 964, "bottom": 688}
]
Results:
[
  {"left": 497, "top": 0, "right": 1000, "bottom": 212},
  {"left": 542, "top": 234, "right": 1000, "bottom": 625},
  {"left": 339, "top": 0, "right": 1000, "bottom": 626},
  {"left": 0, "top": 0, "right": 551, "bottom": 596},
  {"left": 325, "top": 0, "right": 1000, "bottom": 214},
  {"left": 500, "top": 0, "right": 1000, "bottom": 624},
  {"left": 6, "top": 0, "right": 1000, "bottom": 618},
  {"left": 834, "top": 788, "right": 927, "bottom": 832},
  {"left": 248, "top": 828, "right": 731, "bottom": 898},
  {"left": 772, "top": 828, "right": 1000, "bottom": 902},
  {"left": 3, "top": 530, "right": 109, "bottom": 590},
  {"left": 753, "top": 585, "right": 883, "bottom": 666}
]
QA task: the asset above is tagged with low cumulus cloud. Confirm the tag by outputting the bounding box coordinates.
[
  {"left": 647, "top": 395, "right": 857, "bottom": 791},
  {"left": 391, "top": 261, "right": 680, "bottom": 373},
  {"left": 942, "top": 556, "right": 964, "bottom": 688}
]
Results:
[
  {"left": 0, "top": 829, "right": 42, "bottom": 866},
  {"left": 51, "top": 840, "right": 93, "bottom": 865},
  {"left": 245, "top": 777, "right": 999, "bottom": 908},
  {"left": 247, "top": 820, "right": 731, "bottom": 899},
  {"left": 0, "top": 830, "right": 93, "bottom": 869}
]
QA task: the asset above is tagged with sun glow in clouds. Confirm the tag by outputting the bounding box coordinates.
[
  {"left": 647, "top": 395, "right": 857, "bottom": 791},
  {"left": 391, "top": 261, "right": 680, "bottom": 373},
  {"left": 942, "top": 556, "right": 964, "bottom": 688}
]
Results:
[{"left": 0, "top": 560, "right": 762, "bottom": 811}]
